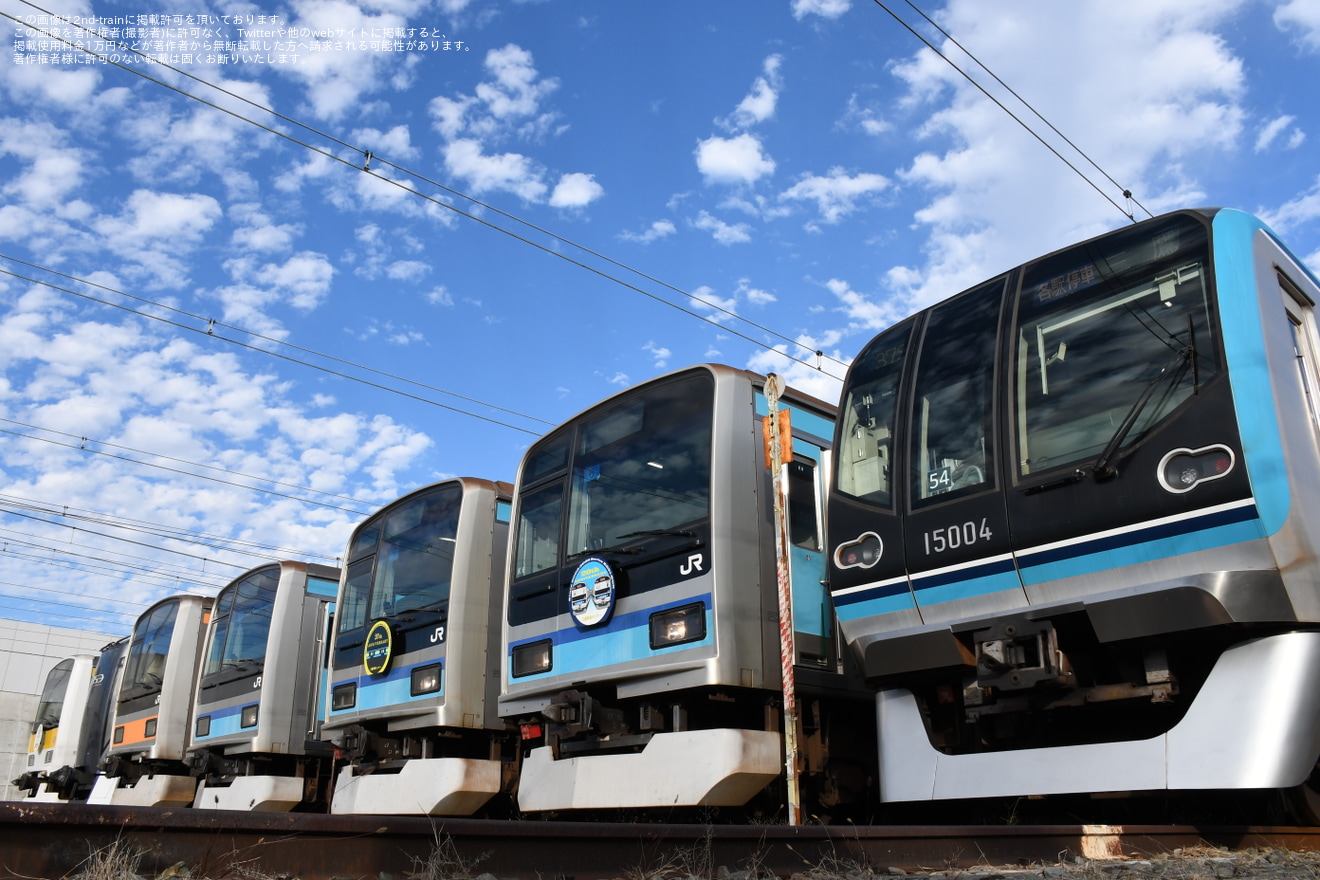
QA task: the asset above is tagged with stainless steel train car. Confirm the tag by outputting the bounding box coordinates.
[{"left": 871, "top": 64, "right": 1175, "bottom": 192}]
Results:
[
  {"left": 188, "top": 561, "right": 340, "bottom": 811},
  {"left": 13, "top": 637, "right": 128, "bottom": 802},
  {"left": 322, "top": 478, "right": 514, "bottom": 816},
  {"left": 87, "top": 594, "right": 212, "bottom": 806},
  {"left": 827, "top": 208, "right": 1320, "bottom": 814},
  {"left": 500, "top": 364, "right": 874, "bottom": 815}
]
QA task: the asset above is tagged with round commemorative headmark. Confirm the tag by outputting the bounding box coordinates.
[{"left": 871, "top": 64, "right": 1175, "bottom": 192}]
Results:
[
  {"left": 363, "top": 619, "right": 394, "bottom": 675},
  {"left": 569, "top": 556, "right": 616, "bottom": 628}
]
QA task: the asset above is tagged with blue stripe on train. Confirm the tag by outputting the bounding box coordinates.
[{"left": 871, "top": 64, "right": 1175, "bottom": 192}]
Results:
[{"left": 508, "top": 593, "right": 714, "bottom": 684}]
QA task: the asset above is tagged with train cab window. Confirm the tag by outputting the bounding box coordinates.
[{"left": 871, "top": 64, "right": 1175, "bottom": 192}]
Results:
[
  {"left": 1013, "top": 214, "right": 1217, "bottom": 477},
  {"left": 121, "top": 600, "right": 179, "bottom": 702},
  {"left": 203, "top": 567, "right": 278, "bottom": 679},
  {"left": 367, "top": 485, "right": 462, "bottom": 619},
  {"left": 836, "top": 323, "right": 912, "bottom": 508},
  {"left": 909, "top": 281, "right": 1002, "bottom": 506},
  {"left": 565, "top": 374, "right": 712, "bottom": 556},
  {"left": 515, "top": 481, "right": 564, "bottom": 579},
  {"left": 34, "top": 658, "right": 74, "bottom": 730},
  {"left": 338, "top": 558, "right": 372, "bottom": 634},
  {"left": 787, "top": 457, "right": 822, "bottom": 551}
]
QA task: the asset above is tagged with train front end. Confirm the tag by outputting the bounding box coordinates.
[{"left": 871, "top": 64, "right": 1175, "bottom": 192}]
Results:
[
  {"left": 828, "top": 208, "right": 1320, "bottom": 811},
  {"left": 187, "top": 561, "right": 340, "bottom": 811},
  {"left": 13, "top": 654, "right": 96, "bottom": 801},
  {"left": 88, "top": 594, "right": 211, "bottom": 806},
  {"left": 501, "top": 364, "right": 872, "bottom": 816},
  {"left": 322, "top": 478, "right": 513, "bottom": 816}
]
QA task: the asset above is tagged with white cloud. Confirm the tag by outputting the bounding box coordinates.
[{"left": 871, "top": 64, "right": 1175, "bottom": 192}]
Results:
[
  {"left": 883, "top": 0, "right": 1251, "bottom": 307},
  {"left": 688, "top": 284, "right": 738, "bottom": 321},
  {"left": 387, "top": 260, "right": 431, "bottom": 281},
  {"left": 1251, "top": 113, "right": 1304, "bottom": 151},
  {"left": 693, "top": 211, "right": 753, "bottom": 245},
  {"left": 695, "top": 133, "right": 776, "bottom": 185},
  {"left": 444, "top": 138, "right": 548, "bottom": 201},
  {"left": 736, "top": 278, "right": 777, "bottom": 306},
  {"left": 619, "top": 219, "right": 677, "bottom": 244},
  {"left": 643, "top": 341, "right": 671, "bottom": 368},
  {"left": 791, "top": 0, "right": 851, "bottom": 20},
  {"left": 425, "top": 286, "right": 454, "bottom": 306},
  {"left": 353, "top": 124, "right": 420, "bottom": 160},
  {"left": 1260, "top": 176, "right": 1320, "bottom": 234},
  {"left": 429, "top": 43, "right": 560, "bottom": 142},
  {"left": 550, "top": 172, "right": 605, "bottom": 208},
  {"left": 1276, "top": 0, "right": 1320, "bottom": 50},
  {"left": 723, "top": 55, "right": 783, "bottom": 130},
  {"left": 0, "top": 120, "right": 87, "bottom": 208},
  {"left": 780, "top": 167, "right": 891, "bottom": 224}
]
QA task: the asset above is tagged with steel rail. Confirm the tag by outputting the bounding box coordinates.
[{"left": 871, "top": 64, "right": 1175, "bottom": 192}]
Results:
[{"left": 4, "top": 802, "right": 1320, "bottom": 879}]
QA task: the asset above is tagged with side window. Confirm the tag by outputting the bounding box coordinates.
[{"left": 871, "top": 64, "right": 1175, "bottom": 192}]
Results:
[
  {"left": 786, "top": 457, "right": 822, "bottom": 551},
  {"left": 1280, "top": 269, "right": 1320, "bottom": 440},
  {"left": 909, "top": 281, "right": 1003, "bottom": 507}
]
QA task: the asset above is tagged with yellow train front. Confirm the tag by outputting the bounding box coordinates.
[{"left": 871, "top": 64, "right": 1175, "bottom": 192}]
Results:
[{"left": 500, "top": 364, "right": 874, "bottom": 817}]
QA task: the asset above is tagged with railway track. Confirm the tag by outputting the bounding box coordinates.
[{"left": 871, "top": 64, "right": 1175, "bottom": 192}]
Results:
[{"left": 4, "top": 802, "right": 1320, "bottom": 880}]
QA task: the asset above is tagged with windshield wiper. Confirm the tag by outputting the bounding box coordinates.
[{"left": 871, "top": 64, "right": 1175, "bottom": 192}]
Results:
[
  {"left": 615, "top": 528, "right": 697, "bottom": 539},
  {"left": 1093, "top": 341, "right": 1194, "bottom": 480},
  {"left": 566, "top": 545, "right": 644, "bottom": 562}
]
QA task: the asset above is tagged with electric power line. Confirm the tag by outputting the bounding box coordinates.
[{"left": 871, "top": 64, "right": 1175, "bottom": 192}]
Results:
[
  {"left": 871, "top": 0, "right": 1146, "bottom": 224},
  {"left": 0, "top": 0, "right": 847, "bottom": 378}
]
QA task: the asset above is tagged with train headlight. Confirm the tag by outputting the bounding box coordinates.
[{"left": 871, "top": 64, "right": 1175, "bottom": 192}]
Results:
[
  {"left": 144, "top": 718, "right": 157, "bottom": 738},
  {"left": 240, "top": 704, "right": 259, "bottom": 728},
  {"left": 411, "top": 664, "right": 442, "bottom": 696},
  {"left": 649, "top": 603, "right": 706, "bottom": 649},
  {"left": 195, "top": 715, "right": 211, "bottom": 738},
  {"left": 331, "top": 682, "right": 357, "bottom": 711},
  {"left": 512, "top": 639, "right": 552, "bottom": 677}
]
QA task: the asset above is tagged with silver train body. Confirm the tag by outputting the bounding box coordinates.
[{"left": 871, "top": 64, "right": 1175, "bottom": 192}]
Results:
[
  {"left": 501, "top": 364, "right": 873, "bottom": 814},
  {"left": 14, "top": 638, "right": 128, "bottom": 801},
  {"left": 827, "top": 208, "right": 1320, "bottom": 809},
  {"left": 322, "top": 478, "right": 514, "bottom": 816},
  {"left": 187, "top": 561, "right": 341, "bottom": 811},
  {"left": 88, "top": 594, "right": 213, "bottom": 806}
]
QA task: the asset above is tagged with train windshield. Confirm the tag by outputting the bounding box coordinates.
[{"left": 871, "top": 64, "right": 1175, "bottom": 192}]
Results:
[
  {"left": 513, "top": 373, "right": 713, "bottom": 578},
  {"left": 33, "top": 657, "right": 74, "bottom": 730},
  {"left": 120, "top": 600, "right": 179, "bottom": 703},
  {"left": 1014, "top": 214, "right": 1217, "bottom": 477},
  {"left": 566, "top": 374, "right": 712, "bottom": 558},
  {"left": 836, "top": 323, "right": 912, "bottom": 508},
  {"left": 203, "top": 567, "right": 278, "bottom": 681},
  {"left": 338, "top": 483, "right": 463, "bottom": 633}
]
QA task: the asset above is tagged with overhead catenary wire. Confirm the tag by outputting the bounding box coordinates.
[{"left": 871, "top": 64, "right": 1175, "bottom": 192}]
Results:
[
  {"left": 0, "top": 262, "right": 550, "bottom": 438},
  {"left": 0, "top": 0, "right": 846, "bottom": 378},
  {"left": 870, "top": 0, "right": 1146, "bottom": 224},
  {"left": 0, "top": 492, "right": 342, "bottom": 562},
  {"left": 0, "top": 416, "right": 377, "bottom": 516},
  {"left": 898, "top": 0, "right": 1153, "bottom": 222}
]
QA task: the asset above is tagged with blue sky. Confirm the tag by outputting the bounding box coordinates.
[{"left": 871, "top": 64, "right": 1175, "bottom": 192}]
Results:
[{"left": 2, "top": 0, "right": 1319, "bottom": 635}]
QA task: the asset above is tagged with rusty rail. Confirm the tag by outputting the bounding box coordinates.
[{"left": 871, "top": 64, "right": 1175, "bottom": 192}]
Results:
[{"left": 4, "top": 802, "right": 1320, "bottom": 880}]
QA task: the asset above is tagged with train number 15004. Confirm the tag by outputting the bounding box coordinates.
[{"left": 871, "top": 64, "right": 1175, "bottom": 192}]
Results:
[{"left": 923, "top": 518, "right": 993, "bottom": 555}]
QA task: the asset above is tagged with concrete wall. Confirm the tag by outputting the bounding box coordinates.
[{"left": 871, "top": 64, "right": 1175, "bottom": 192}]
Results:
[{"left": 0, "top": 619, "right": 120, "bottom": 801}]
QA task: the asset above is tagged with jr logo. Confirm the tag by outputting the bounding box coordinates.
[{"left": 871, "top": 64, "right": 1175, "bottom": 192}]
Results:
[
  {"left": 679, "top": 553, "right": 705, "bottom": 576},
  {"left": 430, "top": 626, "right": 446, "bottom": 644}
]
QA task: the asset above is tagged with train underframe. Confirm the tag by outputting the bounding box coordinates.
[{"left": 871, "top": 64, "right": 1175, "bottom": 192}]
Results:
[
  {"left": 512, "top": 682, "right": 876, "bottom": 820},
  {"left": 328, "top": 722, "right": 515, "bottom": 816},
  {"left": 876, "top": 610, "right": 1320, "bottom": 817},
  {"left": 188, "top": 749, "right": 336, "bottom": 811}
]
